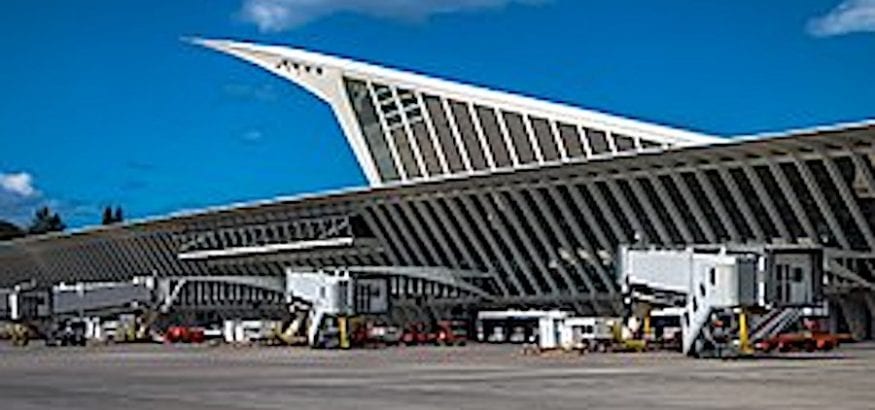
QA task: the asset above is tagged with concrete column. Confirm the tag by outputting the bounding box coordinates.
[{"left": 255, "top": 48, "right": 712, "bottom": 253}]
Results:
[
  {"left": 837, "top": 293, "right": 870, "bottom": 341},
  {"left": 828, "top": 299, "right": 841, "bottom": 334},
  {"left": 865, "top": 292, "right": 875, "bottom": 340}
]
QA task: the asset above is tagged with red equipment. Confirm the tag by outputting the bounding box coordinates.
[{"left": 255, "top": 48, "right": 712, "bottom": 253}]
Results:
[
  {"left": 401, "top": 322, "right": 432, "bottom": 345},
  {"left": 164, "top": 326, "right": 205, "bottom": 344},
  {"left": 757, "top": 331, "right": 840, "bottom": 353},
  {"left": 434, "top": 320, "right": 468, "bottom": 346},
  {"left": 401, "top": 321, "right": 468, "bottom": 346},
  {"left": 350, "top": 321, "right": 401, "bottom": 347}
]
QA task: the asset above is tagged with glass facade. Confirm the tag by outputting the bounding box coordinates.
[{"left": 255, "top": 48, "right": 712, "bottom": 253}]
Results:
[
  {"left": 614, "top": 134, "right": 637, "bottom": 152},
  {"left": 449, "top": 101, "right": 489, "bottom": 171},
  {"left": 558, "top": 123, "right": 585, "bottom": 158},
  {"left": 423, "top": 95, "right": 466, "bottom": 173},
  {"left": 503, "top": 111, "right": 536, "bottom": 164},
  {"left": 343, "top": 78, "right": 400, "bottom": 182},
  {"left": 586, "top": 128, "right": 611, "bottom": 155},
  {"left": 531, "top": 117, "right": 560, "bottom": 161},
  {"left": 476, "top": 105, "right": 512, "bottom": 167},
  {"left": 344, "top": 76, "right": 675, "bottom": 184}
]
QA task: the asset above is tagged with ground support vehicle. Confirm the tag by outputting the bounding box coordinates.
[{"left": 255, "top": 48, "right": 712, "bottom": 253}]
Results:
[
  {"left": 399, "top": 320, "right": 468, "bottom": 346},
  {"left": 560, "top": 317, "right": 619, "bottom": 353},
  {"left": 350, "top": 321, "right": 402, "bottom": 348},
  {"left": 7, "top": 323, "right": 33, "bottom": 346},
  {"left": 263, "top": 313, "right": 309, "bottom": 346},
  {"left": 164, "top": 326, "right": 205, "bottom": 344},
  {"left": 45, "top": 319, "right": 88, "bottom": 347},
  {"left": 400, "top": 322, "right": 432, "bottom": 345},
  {"left": 434, "top": 320, "right": 468, "bottom": 346},
  {"left": 758, "top": 331, "right": 842, "bottom": 353}
]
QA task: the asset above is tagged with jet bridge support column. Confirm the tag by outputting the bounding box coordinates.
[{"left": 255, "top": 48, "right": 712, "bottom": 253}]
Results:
[{"left": 838, "top": 292, "right": 872, "bottom": 341}]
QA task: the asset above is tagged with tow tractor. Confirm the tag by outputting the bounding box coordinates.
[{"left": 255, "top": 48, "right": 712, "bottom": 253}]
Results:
[
  {"left": 350, "top": 321, "right": 402, "bottom": 348},
  {"left": 164, "top": 325, "right": 206, "bottom": 344},
  {"left": 45, "top": 318, "right": 88, "bottom": 347},
  {"left": 434, "top": 320, "right": 468, "bottom": 346},
  {"left": 400, "top": 320, "right": 468, "bottom": 346}
]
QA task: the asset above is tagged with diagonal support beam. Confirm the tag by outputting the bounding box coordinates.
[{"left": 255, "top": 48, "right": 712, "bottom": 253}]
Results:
[
  {"left": 694, "top": 169, "right": 741, "bottom": 243},
  {"left": 647, "top": 175, "right": 694, "bottom": 243},
  {"left": 669, "top": 172, "right": 717, "bottom": 243},
  {"left": 819, "top": 152, "right": 875, "bottom": 250},
  {"left": 790, "top": 155, "right": 851, "bottom": 249},
  {"left": 716, "top": 166, "right": 766, "bottom": 242},
  {"left": 739, "top": 160, "right": 791, "bottom": 242}
]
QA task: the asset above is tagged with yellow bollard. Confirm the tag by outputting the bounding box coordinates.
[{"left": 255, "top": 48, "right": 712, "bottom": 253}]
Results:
[
  {"left": 738, "top": 308, "right": 753, "bottom": 355},
  {"left": 643, "top": 315, "right": 651, "bottom": 340},
  {"left": 338, "top": 316, "right": 349, "bottom": 349}
]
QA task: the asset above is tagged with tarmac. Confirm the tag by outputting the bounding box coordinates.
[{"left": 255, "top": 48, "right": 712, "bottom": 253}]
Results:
[{"left": 1, "top": 342, "right": 873, "bottom": 410}]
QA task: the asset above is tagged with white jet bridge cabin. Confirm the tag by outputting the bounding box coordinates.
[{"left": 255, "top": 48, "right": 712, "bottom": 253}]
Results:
[{"left": 618, "top": 245, "right": 825, "bottom": 357}]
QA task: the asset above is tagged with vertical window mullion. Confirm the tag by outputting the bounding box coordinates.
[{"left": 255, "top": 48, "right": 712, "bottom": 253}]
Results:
[
  {"left": 416, "top": 92, "right": 450, "bottom": 175},
  {"left": 366, "top": 81, "right": 407, "bottom": 180},
  {"left": 391, "top": 87, "right": 429, "bottom": 178}
]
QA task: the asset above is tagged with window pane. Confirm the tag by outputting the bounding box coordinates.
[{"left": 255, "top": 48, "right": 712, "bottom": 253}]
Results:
[
  {"left": 392, "top": 127, "right": 421, "bottom": 179},
  {"left": 530, "top": 117, "right": 560, "bottom": 161},
  {"left": 614, "top": 134, "right": 636, "bottom": 152},
  {"left": 410, "top": 120, "right": 442, "bottom": 176},
  {"left": 475, "top": 105, "right": 512, "bottom": 167},
  {"left": 586, "top": 128, "right": 610, "bottom": 154},
  {"left": 423, "top": 95, "right": 465, "bottom": 173},
  {"left": 557, "top": 123, "right": 584, "bottom": 158},
  {"left": 502, "top": 111, "right": 536, "bottom": 164},
  {"left": 449, "top": 101, "right": 488, "bottom": 170},
  {"left": 343, "top": 78, "right": 400, "bottom": 181}
]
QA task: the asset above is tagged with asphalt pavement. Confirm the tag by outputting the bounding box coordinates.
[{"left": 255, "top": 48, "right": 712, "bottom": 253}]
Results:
[{"left": 1, "top": 342, "right": 873, "bottom": 409}]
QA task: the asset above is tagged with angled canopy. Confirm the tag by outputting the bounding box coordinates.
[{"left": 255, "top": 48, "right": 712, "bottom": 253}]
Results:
[{"left": 193, "top": 38, "right": 725, "bottom": 187}]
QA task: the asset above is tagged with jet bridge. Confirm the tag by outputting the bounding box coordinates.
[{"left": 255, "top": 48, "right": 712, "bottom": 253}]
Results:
[
  {"left": 618, "top": 245, "right": 825, "bottom": 357},
  {"left": 285, "top": 266, "right": 492, "bottom": 347}
]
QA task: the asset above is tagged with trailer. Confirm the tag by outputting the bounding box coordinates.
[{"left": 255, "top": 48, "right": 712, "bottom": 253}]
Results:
[{"left": 559, "top": 317, "right": 621, "bottom": 352}]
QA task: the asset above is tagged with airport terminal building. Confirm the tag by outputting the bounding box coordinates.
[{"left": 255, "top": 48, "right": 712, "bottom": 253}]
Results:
[{"left": 1, "top": 39, "right": 874, "bottom": 341}]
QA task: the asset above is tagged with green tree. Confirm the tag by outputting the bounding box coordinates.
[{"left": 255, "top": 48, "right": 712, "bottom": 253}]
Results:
[
  {"left": 113, "top": 206, "right": 123, "bottom": 223},
  {"left": 0, "top": 219, "right": 24, "bottom": 241},
  {"left": 102, "top": 206, "right": 114, "bottom": 225},
  {"left": 101, "top": 205, "right": 124, "bottom": 225},
  {"left": 28, "top": 206, "right": 65, "bottom": 235}
]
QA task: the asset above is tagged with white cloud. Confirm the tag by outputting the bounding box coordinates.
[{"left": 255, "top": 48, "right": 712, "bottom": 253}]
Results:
[
  {"left": 0, "top": 172, "right": 37, "bottom": 197},
  {"left": 808, "top": 0, "right": 875, "bottom": 37},
  {"left": 0, "top": 172, "right": 42, "bottom": 225},
  {"left": 0, "top": 171, "right": 96, "bottom": 227},
  {"left": 240, "top": 0, "right": 545, "bottom": 32},
  {"left": 222, "top": 83, "right": 279, "bottom": 103},
  {"left": 242, "top": 130, "right": 264, "bottom": 142}
]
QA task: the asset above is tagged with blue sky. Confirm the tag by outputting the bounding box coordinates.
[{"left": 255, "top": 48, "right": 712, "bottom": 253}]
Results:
[{"left": 1, "top": 0, "right": 874, "bottom": 228}]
